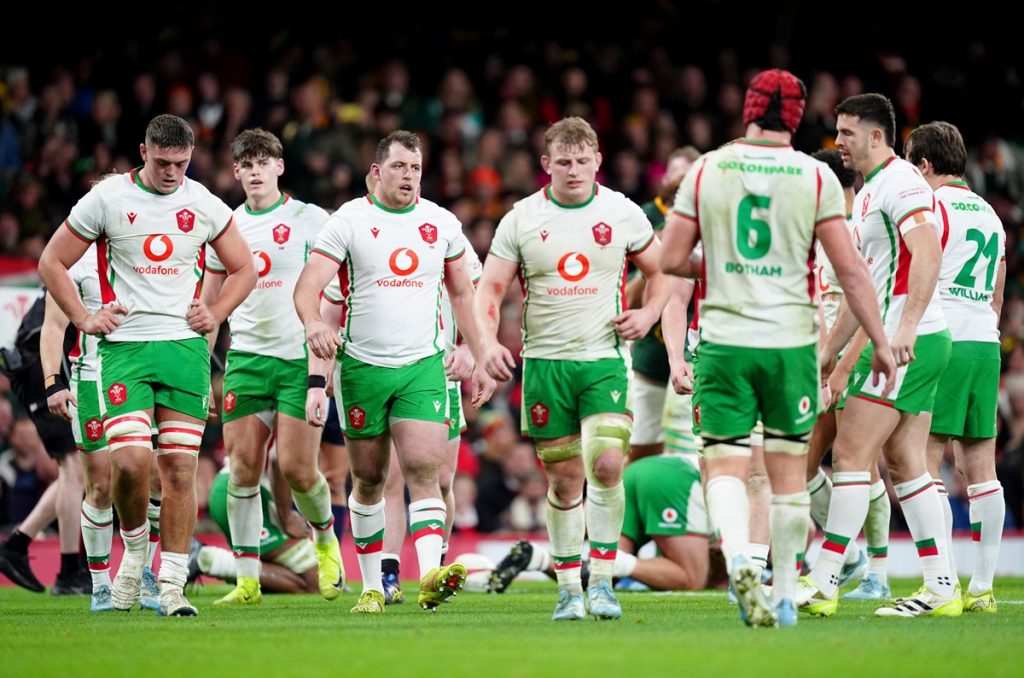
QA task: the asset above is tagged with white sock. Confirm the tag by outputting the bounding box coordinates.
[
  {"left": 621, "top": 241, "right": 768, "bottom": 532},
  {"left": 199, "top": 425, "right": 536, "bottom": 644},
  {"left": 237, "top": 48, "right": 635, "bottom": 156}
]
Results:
[
  {"left": 408, "top": 498, "right": 446, "bottom": 579},
  {"left": 586, "top": 483, "right": 624, "bottom": 581},
  {"left": 865, "top": 480, "right": 890, "bottom": 581},
  {"left": 770, "top": 492, "right": 810, "bottom": 604},
  {"left": 146, "top": 498, "right": 160, "bottom": 569},
  {"left": 227, "top": 482, "right": 263, "bottom": 580},
  {"left": 934, "top": 479, "right": 958, "bottom": 585},
  {"left": 546, "top": 491, "right": 585, "bottom": 594},
  {"left": 748, "top": 542, "right": 770, "bottom": 579},
  {"left": 158, "top": 551, "right": 189, "bottom": 595},
  {"left": 349, "top": 495, "right": 385, "bottom": 593},
  {"left": 527, "top": 545, "right": 551, "bottom": 572},
  {"left": 294, "top": 474, "right": 335, "bottom": 545},
  {"left": 812, "top": 471, "right": 869, "bottom": 597},
  {"left": 81, "top": 502, "right": 113, "bottom": 589},
  {"left": 612, "top": 551, "right": 639, "bottom": 578},
  {"left": 968, "top": 481, "right": 1004, "bottom": 595},
  {"left": 895, "top": 474, "right": 954, "bottom": 596},
  {"left": 198, "top": 545, "right": 237, "bottom": 580},
  {"left": 119, "top": 522, "right": 150, "bottom": 568},
  {"left": 807, "top": 468, "right": 832, "bottom": 528},
  {"left": 705, "top": 475, "right": 749, "bottom": 570}
]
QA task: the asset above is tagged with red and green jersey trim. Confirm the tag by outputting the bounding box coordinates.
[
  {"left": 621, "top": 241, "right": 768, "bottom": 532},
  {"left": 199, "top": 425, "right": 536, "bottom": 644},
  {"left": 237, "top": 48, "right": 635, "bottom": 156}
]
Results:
[
  {"left": 64, "top": 219, "right": 94, "bottom": 242},
  {"left": 244, "top": 193, "right": 289, "bottom": 216},
  {"left": 312, "top": 248, "right": 345, "bottom": 267},
  {"left": 544, "top": 183, "right": 598, "bottom": 209},
  {"left": 863, "top": 156, "right": 897, "bottom": 184}
]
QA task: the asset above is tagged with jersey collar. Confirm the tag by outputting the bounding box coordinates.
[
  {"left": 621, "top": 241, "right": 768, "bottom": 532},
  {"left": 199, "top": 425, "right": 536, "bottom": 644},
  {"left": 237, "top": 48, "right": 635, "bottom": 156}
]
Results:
[
  {"left": 131, "top": 167, "right": 180, "bottom": 196},
  {"left": 544, "top": 183, "right": 598, "bottom": 209},
  {"left": 245, "top": 193, "right": 289, "bottom": 215},
  {"left": 863, "top": 155, "right": 897, "bottom": 184}
]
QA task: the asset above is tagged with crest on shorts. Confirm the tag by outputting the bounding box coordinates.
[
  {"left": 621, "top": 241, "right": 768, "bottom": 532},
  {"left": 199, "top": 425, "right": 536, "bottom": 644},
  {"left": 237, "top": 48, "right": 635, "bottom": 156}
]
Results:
[
  {"left": 85, "top": 418, "right": 103, "bottom": 442},
  {"left": 176, "top": 209, "right": 195, "bottom": 233},
  {"left": 419, "top": 223, "right": 437, "bottom": 244},
  {"left": 224, "top": 391, "right": 237, "bottom": 413},
  {"left": 107, "top": 383, "right": 127, "bottom": 406},
  {"left": 592, "top": 222, "right": 612, "bottom": 246},
  {"left": 273, "top": 223, "right": 290, "bottom": 245},
  {"left": 530, "top": 402, "right": 549, "bottom": 428},
  {"left": 348, "top": 406, "right": 367, "bottom": 430}
]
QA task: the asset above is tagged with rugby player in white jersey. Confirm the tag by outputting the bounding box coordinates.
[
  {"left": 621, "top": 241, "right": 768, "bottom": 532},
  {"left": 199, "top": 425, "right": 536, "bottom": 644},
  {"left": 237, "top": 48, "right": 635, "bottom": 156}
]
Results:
[
  {"left": 661, "top": 71, "right": 893, "bottom": 627},
  {"left": 295, "top": 130, "right": 495, "bottom": 614},
  {"left": 908, "top": 121, "right": 1006, "bottom": 613},
  {"left": 201, "top": 128, "right": 341, "bottom": 606},
  {"left": 478, "top": 116, "right": 670, "bottom": 621},
  {"left": 37, "top": 114, "right": 256, "bottom": 616}
]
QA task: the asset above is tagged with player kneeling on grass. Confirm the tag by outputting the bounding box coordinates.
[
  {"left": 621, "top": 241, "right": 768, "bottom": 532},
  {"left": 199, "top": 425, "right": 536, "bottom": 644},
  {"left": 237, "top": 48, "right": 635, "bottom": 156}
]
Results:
[{"left": 489, "top": 454, "right": 711, "bottom": 593}]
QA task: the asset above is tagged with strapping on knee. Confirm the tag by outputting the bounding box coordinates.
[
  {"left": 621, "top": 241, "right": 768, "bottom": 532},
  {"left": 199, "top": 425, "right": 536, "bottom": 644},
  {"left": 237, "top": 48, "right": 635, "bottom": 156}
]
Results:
[
  {"left": 157, "top": 420, "right": 204, "bottom": 456},
  {"left": 104, "top": 411, "right": 153, "bottom": 452},
  {"left": 763, "top": 432, "right": 810, "bottom": 456},
  {"left": 536, "top": 438, "right": 582, "bottom": 463},
  {"left": 581, "top": 414, "right": 631, "bottom": 488}
]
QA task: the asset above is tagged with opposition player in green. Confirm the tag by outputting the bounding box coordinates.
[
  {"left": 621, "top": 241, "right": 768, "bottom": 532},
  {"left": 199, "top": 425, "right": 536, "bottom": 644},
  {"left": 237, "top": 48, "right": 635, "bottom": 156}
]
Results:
[
  {"left": 201, "top": 128, "right": 340, "bottom": 607},
  {"left": 478, "top": 117, "right": 670, "bottom": 621},
  {"left": 803, "top": 94, "right": 958, "bottom": 619},
  {"left": 908, "top": 121, "right": 1006, "bottom": 613},
  {"left": 490, "top": 454, "right": 710, "bottom": 592},
  {"left": 629, "top": 147, "right": 699, "bottom": 461},
  {"left": 37, "top": 114, "right": 257, "bottom": 616},
  {"left": 296, "top": 130, "right": 495, "bottom": 614},
  {"left": 661, "top": 70, "right": 894, "bottom": 628}
]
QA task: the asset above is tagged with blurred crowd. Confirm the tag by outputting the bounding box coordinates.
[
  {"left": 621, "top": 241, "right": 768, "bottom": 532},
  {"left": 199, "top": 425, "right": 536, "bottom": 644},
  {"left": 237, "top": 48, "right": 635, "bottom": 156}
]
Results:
[{"left": 2, "top": 13, "right": 1023, "bottom": 536}]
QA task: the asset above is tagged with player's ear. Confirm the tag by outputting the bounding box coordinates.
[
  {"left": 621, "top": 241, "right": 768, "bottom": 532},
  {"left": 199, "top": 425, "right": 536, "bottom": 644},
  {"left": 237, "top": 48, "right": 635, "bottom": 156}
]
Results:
[
  {"left": 540, "top": 155, "right": 551, "bottom": 174},
  {"left": 594, "top": 151, "right": 603, "bottom": 171}
]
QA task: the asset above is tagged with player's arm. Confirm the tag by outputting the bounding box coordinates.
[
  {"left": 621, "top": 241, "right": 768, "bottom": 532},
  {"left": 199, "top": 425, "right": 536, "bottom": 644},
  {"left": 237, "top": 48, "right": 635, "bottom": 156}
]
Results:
[
  {"left": 613, "top": 239, "right": 670, "bottom": 340},
  {"left": 38, "top": 227, "right": 125, "bottom": 334},
  {"left": 993, "top": 258, "right": 1006, "bottom": 318},
  {"left": 817, "top": 216, "right": 896, "bottom": 395},
  {"left": 191, "top": 220, "right": 256, "bottom": 334},
  {"left": 40, "top": 292, "right": 75, "bottom": 421},
  {"left": 891, "top": 213, "right": 941, "bottom": 364},
  {"left": 306, "top": 295, "right": 342, "bottom": 427},
  {"left": 659, "top": 213, "right": 702, "bottom": 278},
  {"left": 445, "top": 254, "right": 496, "bottom": 407},
  {"left": 661, "top": 276, "right": 695, "bottom": 394},
  {"left": 198, "top": 268, "right": 226, "bottom": 354},
  {"left": 474, "top": 254, "right": 519, "bottom": 382},
  {"left": 295, "top": 252, "right": 343, "bottom": 361}
]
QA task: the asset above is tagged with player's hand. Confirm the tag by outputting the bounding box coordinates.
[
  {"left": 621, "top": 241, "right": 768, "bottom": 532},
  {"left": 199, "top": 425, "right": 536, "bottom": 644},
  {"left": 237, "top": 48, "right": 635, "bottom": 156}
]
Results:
[
  {"left": 445, "top": 343, "right": 475, "bottom": 381},
  {"left": 610, "top": 307, "right": 657, "bottom": 340},
  {"left": 890, "top": 326, "right": 916, "bottom": 366},
  {"left": 826, "top": 366, "right": 851, "bottom": 408},
  {"left": 306, "top": 386, "right": 329, "bottom": 427},
  {"left": 306, "top": 319, "right": 342, "bottom": 361},
  {"left": 80, "top": 304, "right": 127, "bottom": 336},
  {"left": 283, "top": 510, "right": 310, "bottom": 539},
  {"left": 206, "top": 386, "right": 219, "bottom": 422},
  {"left": 470, "top": 366, "right": 497, "bottom": 408},
  {"left": 669, "top": 359, "right": 695, "bottom": 395},
  {"left": 819, "top": 347, "right": 838, "bottom": 383},
  {"left": 482, "top": 341, "right": 516, "bottom": 382},
  {"left": 870, "top": 339, "right": 898, "bottom": 400},
  {"left": 820, "top": 383, "right": 832, "bottom": 411},
  {"left": 47, "top": 388, "right": 76, "bottom": 421},
  {"left": 187, "top": 300, "right": 221, "bottom": 334}
]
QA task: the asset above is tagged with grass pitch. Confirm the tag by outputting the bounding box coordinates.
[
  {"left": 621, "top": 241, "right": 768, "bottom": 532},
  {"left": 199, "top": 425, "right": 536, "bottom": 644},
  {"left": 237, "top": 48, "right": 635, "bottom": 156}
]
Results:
[{"left": 1, "top": 579, "right": 1021, "bottom": 677}]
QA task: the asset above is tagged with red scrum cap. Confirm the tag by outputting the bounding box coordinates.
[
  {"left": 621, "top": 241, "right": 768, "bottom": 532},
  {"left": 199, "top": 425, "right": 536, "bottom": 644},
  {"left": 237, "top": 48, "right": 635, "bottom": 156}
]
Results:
[{"left": 742, "top": 69, "right": 807, "bottom": 134}]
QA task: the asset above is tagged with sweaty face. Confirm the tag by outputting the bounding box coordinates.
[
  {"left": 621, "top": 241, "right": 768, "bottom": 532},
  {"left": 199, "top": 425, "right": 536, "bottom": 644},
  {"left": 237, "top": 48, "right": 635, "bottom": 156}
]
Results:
[
  {"left": 234, "top": 156, "right": 284, "bottom": 203},
  {"left": 835, "top": 114, "right": 870, "bottom": 173},
  {"left": 373, "top": 143, "right": 422, "bottom": 209},
  {"left": 140, "top": 143, "right": 192, "bottom": 194},
  {"left": 543, "top": 142, "right": 601, "bottom": 205}
]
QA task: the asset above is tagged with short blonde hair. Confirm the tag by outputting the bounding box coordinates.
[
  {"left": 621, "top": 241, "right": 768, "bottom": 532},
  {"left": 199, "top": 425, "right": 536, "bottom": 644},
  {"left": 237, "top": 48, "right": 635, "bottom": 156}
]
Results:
[{"left": 544, "top": 117, "right": 599, "bottom": 155}]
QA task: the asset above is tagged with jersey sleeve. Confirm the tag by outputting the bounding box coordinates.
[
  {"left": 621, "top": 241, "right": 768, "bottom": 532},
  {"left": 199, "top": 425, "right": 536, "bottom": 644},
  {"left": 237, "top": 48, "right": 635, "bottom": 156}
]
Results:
[
  {"left": 625, "top": 201, "right": 656, "bottom": 254},
  {"left": 672, "top": 157, "right": 704, "bottom": 220},
  {"left": 445, "top": 220, "right": 466, "bottom": 261},
  {"left": 303, "top": 204, "right": 331, "bottom": 246},
  {"left": 489, "top": 209, "right": 521, "bottom": 263},
  {"left": 312, "top": 214, "right": 351, "bottom": 267},
  {"left": 206, "top": 197, "right": 236, "bottom": 243},
  {"left": 323, "top": 277, "right": 344, "bottom": 304},
  {"left": 206, "top": 238, "right": 226, "bottom": 273},
  {"left": 815, "top": 165, "right": 846, "bottom": 225},
  {"left": 887, "top": 172, "right": 936, "bottom": 238},
  {"left": 65, "top": 187, "right": 106, "bottom": 242}
]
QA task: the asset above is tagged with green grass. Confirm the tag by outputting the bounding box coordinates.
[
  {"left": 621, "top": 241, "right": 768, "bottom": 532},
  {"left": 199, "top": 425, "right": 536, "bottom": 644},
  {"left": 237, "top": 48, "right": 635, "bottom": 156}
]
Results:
[{"left": 1, "top": 579, "right": 1022, "bottom": 677}]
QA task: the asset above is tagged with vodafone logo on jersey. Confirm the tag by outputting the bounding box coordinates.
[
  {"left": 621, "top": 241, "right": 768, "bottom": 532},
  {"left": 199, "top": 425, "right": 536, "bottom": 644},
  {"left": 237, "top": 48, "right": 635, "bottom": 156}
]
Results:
[
  {"left": 861, "top": 193, "right": 871, "bottom": 220},
  {"left": 137, "top": 234, "right": 180, "bottom": 275},
  {"left": 176, "top": 209, "right": 195, "bottom": 233},
  {"left": 419, "top": 223, "right": 437, "bottom": 244},
  {"left": 592, "top": 222, "right": 612, "bottom": 246},
  {"left": 273, "top": 223, "right": 290, "bottom": 245},
  {"left": 557, "top": 252, "right": 590, "bottom": 282},
  {"left": 253, "top": 251, "right": 282, "bottom": 289},
  {"left": 380, "top": 248, "right": 424, "bottom": 288}
]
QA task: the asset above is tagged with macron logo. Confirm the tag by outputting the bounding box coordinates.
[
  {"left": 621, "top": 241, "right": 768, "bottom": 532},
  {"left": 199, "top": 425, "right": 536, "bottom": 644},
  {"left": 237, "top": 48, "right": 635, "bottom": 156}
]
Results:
[
  {"left": 433, "top": 400, "right": 442, "bottom": 412},
  {"left": 610, "top": 390, "right": 621, "bottom": 403}
]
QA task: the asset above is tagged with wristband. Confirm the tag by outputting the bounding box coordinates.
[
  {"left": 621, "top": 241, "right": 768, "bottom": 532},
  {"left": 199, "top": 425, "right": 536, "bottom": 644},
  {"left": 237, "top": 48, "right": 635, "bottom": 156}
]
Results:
[
  {"left": 307, "top": 375, "right": 327, "bottom": 389},
  {"left": 45, "top": 375, "right": 68, "bottom": 398}
]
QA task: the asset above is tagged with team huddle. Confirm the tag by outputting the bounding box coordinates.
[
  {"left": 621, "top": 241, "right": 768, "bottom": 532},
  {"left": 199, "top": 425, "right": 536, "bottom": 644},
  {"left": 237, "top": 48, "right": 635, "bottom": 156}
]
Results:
[{"left": 28, "top": 66, "right": 1004, "bottom": 627}]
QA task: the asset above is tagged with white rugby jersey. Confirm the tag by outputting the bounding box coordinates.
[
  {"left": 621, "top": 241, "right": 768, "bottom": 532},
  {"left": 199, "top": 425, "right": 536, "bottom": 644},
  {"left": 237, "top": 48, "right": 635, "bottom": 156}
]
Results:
[
  {"left": 68, "top": 245, "right": 101, "bottom": 381},
  {"left": 814, "top": 215, "right": 855, "bottom": 331},
  {"left": 934, "top": 181, "right": 1005, "bottom": 343},
  {"left": 439, "top": 234, "right": 483, "bottom": 354},
  {"left": 65, "top": 170, "right": 234, "bottom": 341},
  {"left": 207, "top": 195, "right": 329, "bottom": 360},
  {"left": 673, "top": 140, "right": 844, "bottom": 348},
  {"left": 849, "top": 157, "right": 946, "bottom": 337},
  {"left": 489, "top": 184, "right": 654, "bottom": 360},
  {"left": 313, "top": 194, "right": 465, "bottom": 368}
]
